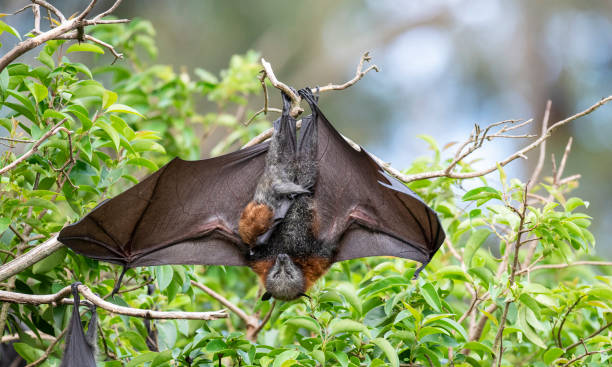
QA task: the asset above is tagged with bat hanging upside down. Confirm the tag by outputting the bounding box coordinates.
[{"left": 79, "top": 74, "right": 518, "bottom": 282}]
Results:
[{"left": 58, "top": 88, "right": 444, "bottom": 301}]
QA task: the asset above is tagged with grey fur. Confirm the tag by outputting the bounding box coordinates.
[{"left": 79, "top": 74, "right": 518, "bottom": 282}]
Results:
[{"left": 265, "top": 254, "right": 305, "bottom": 300}]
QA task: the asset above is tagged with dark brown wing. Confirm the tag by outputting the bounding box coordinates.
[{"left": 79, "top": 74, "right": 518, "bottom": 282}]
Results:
[
  {"left": 312, "top": 109, "right": 444, "bottom": 271},
  {"left": 59, "top": 142, "right": 269, "bottom": 267}
]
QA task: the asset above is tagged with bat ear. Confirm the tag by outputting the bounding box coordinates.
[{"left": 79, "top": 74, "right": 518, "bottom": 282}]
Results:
[{"left": 261, "top": 292, "right": 272, "bottom": 301}]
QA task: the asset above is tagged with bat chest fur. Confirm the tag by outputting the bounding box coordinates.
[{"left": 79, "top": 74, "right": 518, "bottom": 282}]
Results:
[{"left": 248, "top": 196, "right": 328, "bottom": 261}]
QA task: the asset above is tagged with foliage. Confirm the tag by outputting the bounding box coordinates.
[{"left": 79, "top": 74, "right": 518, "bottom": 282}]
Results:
[{"left": 1, "top": 17, "right": 611, "bottom": 367}]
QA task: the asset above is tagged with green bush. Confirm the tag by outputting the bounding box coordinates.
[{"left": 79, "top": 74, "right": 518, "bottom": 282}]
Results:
[{"left": 1, "top": 17, "right": 611, "bottom": 367}]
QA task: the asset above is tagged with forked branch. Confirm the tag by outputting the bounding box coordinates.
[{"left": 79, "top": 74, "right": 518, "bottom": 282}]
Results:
[{"left": 0, "top": 0, "right": 129, "bottom": 72}]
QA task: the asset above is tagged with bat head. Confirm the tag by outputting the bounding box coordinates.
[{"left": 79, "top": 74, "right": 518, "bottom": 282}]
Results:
[{"left": 264, "top": 253, "right": 305, "bottom": 301}]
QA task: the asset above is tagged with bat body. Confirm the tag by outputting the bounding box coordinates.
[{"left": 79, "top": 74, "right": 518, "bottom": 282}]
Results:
[
  {"left": 60, "top": 283, "right": 97, "bottom": 367},
  {"left": 59, "top": 88, "right": 444, "bottom": 301}
]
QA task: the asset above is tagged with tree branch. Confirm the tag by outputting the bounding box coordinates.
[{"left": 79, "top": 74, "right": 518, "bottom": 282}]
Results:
[
  {"left": 399, "top": 96, "right": 612, "bottom": 182},
  {"left": 0, "top": 235, "right": 63, "bottom": 283},
  {"left": 0, "top": 284, "right": 228, "bottom": 320},
  {"left": 260, "top": 52, "right": 379, "bottom": 118},
  {"left": 0, "top": 1, "right": 129, "bottom": 72},
  {"left": 0, "top": 118, "right": 67, "bottom": 176}
]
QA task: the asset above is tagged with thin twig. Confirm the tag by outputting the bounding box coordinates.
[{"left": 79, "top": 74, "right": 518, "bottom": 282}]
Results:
[
  {"left": 317, "top": 51, "right": 380, "bottom": 92},
  {"left": 190, "top": 280, "right": 252, "bottom": 324},
  {"left": 31, "top": 0, "right": 65, "bottom": 22},
  {"left": 399, "top": 96, "right": 612, "bottom": 182},
  {"left": 92, "top": 0, "right": 124, "bottom": 21},
  {"left": 0, "top": 118, "right": 67, "bottom": 175},
  {"left": 556, "top": 296, "right": 584, "bottom": 348},
  {"left": 516, "top": 261, "right": 612, "bottom": 276},
  {"left": 561, "top": 347, "right": 612, "bottom": 366},
  {"left": 528, "top": 100, "right": 551, "bottom": 190},
  {"left": 54, "top": 33, "right": 124, "bottom": 60}
]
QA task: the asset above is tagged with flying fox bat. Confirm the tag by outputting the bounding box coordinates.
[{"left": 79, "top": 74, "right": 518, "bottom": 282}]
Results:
[
  {"left": 58, "top": 88, "right": 444, "bottom": 301},
  {"left": 60, "top": 283, "right": 97, "bottom": 367}
]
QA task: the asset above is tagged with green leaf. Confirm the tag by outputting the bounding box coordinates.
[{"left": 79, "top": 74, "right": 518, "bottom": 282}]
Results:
[
  {"left": 371, "top": 338, "right": 399, "bottom": 367},
  {"left": 127, "top": 158, "right": 158, "bottom": 171},
  {"left": 423, "top": 314, "right": 455, "bottom": 326},
  {"left": 20, "top": 198, "right": 60, "bottom": 215},
  {"left": 272, "top": 350, "right": 299, "bottom": 367},
  {"left": 517, "top": 307, "right": 546, "bottom": 349},
  {"left": 131, "top": 139, "right": 166, "bottom": 154},
  {"left": 565, "top": 197, "right": 587, "bottom": 212},
  {"left": 155, "top": 266, "right": 173, "bottom": 291},
  {"left": 463, "top": 341, "right": 494, "bottom": 356},
  {"left": 27, "top": 82, "right": 48, "bottom": 104},
  {"left": 434, "top": 318, "right": 469, "bottom": 341},
  {"left": 543, "top": 347, "right": 564, "bottom": 364},
  {"left": 0, "top": 68, "right": 9, "bottom": 95},
  {"left": 463, "top": 228, "right": 491, "bottom": 267},
  {"left": 0, "top": 217, "right": 10, "bottom": 234},
  {"left": 205, "top": 339, "right": 227, "bottom": 352},
  {"left": 12, "top": 342, "right": 41, "bottom": 363},
  {"left": 96, "top": 120, "right": 120, "bottom": 152},
  {"left": 0, "top": 20, "right": 21, "bottom": 40},
  {"left": 106, "top": 103, "right": 145, "bottom": 118},
  {"left": 419, "top": 282, "right": 442, "bottom": 312},
  {"left": 462, "top": 186, "right": 502, "bottom": 204},
  {"left": 337, "top": 283, "right": 362, "bottom": 316},
  {"left": 518, "top": 293, "right": 540, "bottom": 316},
  {"left": 33, "top": 248, "right": 66, "bottom": 274},
  {"left": 103, "top": 90, "right": 118, "bottom": 109},
  {"left": 66, "top": 43, "right": 105, "bottom": 54},
  {"left": 284, "top": 316, "right": 321, "bottom": 334},
  {"left": 125, "top": 352, "right": 158, "bottom": 367},
  {"left": 329, "top": 319, "right": 370, "bottom": 337},
  {"left": 37, "top": 49, "right": 54, "bottom": 69}
]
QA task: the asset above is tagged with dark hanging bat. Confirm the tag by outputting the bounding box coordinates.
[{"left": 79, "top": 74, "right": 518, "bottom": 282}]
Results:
[
  {"left": 60, "top": 282, "right": 97, "bottom": 367},
  {"left": 58, "top": 88, "right": 444, "bottom": 301}
]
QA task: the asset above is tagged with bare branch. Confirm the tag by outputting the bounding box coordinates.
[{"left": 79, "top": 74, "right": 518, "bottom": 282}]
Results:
[
  {"left": 260, "top": 52, "right": 379, "bottom": 118},
  {"left": 517, "top": 260, "right": 612, "bottom": 275},
  {"left": 561, "top": 347, "right": 612, "bottom": 366},
  {"left": 191, "top": 280, "right": 252, "bottom": 324},
  {"left": 0, "top": 119, "right": 67, "bottom": 175},
  {"left": 556, "top": 296, "right": 584, "bottom": 348},
  {"left": 54, "top": 33, "right": 123, "bottom": 60},
  {"left": 93, "top": 0, "right": 124, "bottom": 21},
  {"left": 0, "top": 235, "right": 63, "bottom": 282},
  {"left": 401, "top": 96, "right": 612, "bottom": 182},
  {"left": 82, "top": 18, "right": 130, "bottom": 25},
  {"left": 0, "top": 1, "right": 128, "bottom": 72},
  {"left": 555, "top": 137, "right": 573, "bottom": 185},
  {"left": 31, "top": 0, "right": 65, "bottom": 22},
  {"left": 565, "top": 320, "right": 612, "bottom": 353},
  {"left": 32, "top": 4, "right": 41, "bottom": 34},
  {"left": 77, "top": 0, "right": 97, "bottom": 20},
  {"left": 317, "top": 51, "right": 380, "bottom": 92},
  {"left": 0, "top": 331, "right": 55, "bottom": 344},
  {"left": 0, "top": 284, "right": 228, "bottom": 320},
  {"left": 528, "top": 100, "right": 551, "bottom": 190}
]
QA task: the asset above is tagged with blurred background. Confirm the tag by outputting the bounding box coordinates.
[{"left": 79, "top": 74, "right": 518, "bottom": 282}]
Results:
[{"left": 2, "top": 0, "right": 611, "bottom": 257}]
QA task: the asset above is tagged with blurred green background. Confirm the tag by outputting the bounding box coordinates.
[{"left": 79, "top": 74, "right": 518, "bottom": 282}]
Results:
[{"left": 2, "top": 0, "right": 611, "bottom": 257}]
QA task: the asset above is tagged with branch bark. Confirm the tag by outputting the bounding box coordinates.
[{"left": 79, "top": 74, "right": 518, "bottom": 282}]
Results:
[
  {"left": 0, "top": 235, "right": 63, "bottom": 283},
  {"left": 0, "top": 284, "right": 228, "bottom": 320},
  {"left": 0, "top": 0, "right": 129, "bottom": 72}
]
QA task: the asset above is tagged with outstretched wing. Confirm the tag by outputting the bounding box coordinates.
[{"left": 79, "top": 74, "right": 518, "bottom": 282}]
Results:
[
  {"left": 312, "top": 108, "right": 444, "bottom": 270},
  {"left": 59, "top": 143, "right": 269, "bottom": 267}
]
